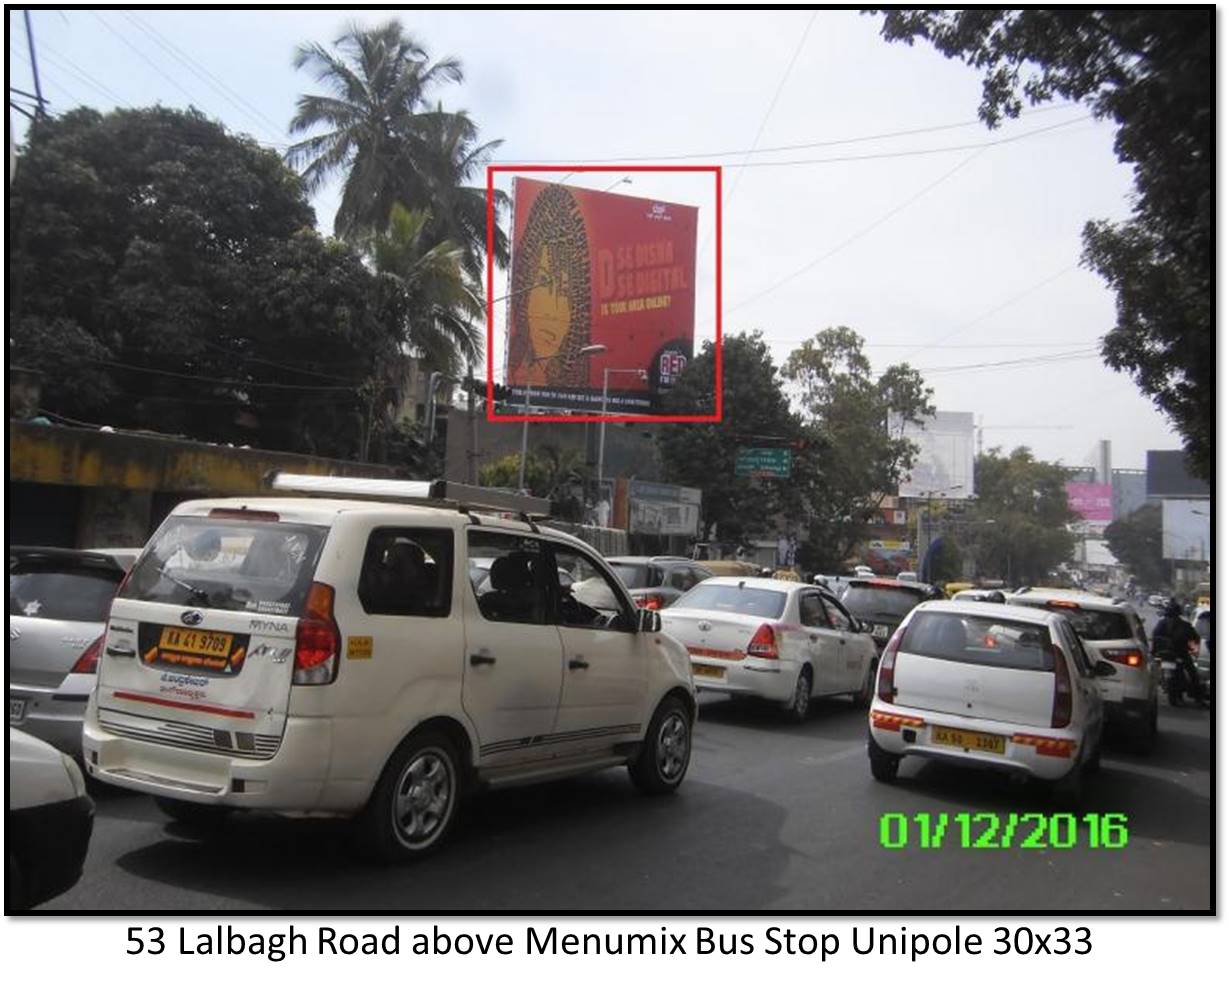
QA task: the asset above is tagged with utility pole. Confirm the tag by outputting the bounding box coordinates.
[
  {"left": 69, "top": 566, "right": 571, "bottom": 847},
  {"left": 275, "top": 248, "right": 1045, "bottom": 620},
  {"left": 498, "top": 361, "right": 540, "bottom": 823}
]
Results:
[
  {"left": 466, "top": 364, "right": 477, "bottom": 485},
  {"left": 24, "top": 10, "right": 47, "bottom": 119}
]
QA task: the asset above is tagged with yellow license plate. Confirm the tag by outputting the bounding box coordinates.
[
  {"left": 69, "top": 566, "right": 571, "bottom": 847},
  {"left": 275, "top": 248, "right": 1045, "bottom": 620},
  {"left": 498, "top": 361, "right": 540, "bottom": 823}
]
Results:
[
  {"left": 931, "top": 726, "right": 1005, "bottom": 754},
  {"left": 692, "top": 662, "right": 726, "bottom": 680},
  {"left": 159, "top": 626, "right": 234, "bottom": 658}
]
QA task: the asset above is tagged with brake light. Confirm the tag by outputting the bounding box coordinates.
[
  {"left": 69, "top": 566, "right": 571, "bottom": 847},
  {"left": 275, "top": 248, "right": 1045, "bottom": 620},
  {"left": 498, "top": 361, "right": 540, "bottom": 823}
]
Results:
[
  {"left": 1101, "top": 648, "right": 1144, "bottom": 667},
  {"left": 747, "top": 623, "right": 779, "bottom": 659},
  {"left": 209, "top": 508, "right": 280, "bottom": 522},
  {"left": 71, "top": 635, "right": 105, "bottom": 675},
  {"left": 1050, "top": 644, "right": 1072, "bottom": 728},
  {"left": 634, "top": 593, "right": 665, "bottom": 610},
  {"left": 877, "top": 624, "right": 906, "bottom": 703},
  {"left": 1047, "top": 599, "right": 1079, "bottom": 609},
  {"left": 294, "top": 582, "right": 340, "bottom": 685}
]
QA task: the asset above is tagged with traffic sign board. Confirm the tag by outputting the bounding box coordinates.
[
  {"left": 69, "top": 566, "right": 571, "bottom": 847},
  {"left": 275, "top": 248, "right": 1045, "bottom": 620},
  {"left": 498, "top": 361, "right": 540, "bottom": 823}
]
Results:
[{"left": 735, "top": 447, "right": 792, "bottom": 478}]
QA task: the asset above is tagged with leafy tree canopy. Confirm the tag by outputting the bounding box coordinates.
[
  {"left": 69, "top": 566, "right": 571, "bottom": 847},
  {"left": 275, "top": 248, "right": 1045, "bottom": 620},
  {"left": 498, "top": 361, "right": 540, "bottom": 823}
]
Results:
[
  {"left": 966, "top": 446, "right": 1078, "bottom": 586},
  {"left": 868, "top": 9, "right": 1211, "bottom": 478},
  {"left": 1104, "top": 503, "right": 1166, "bottom": 590},
  {"left": 781, "top": 327, "right": 934, "bottom": 573},
  {"left": 9, "top": 106, "right": 405, "bottom": 459},
  {"left": 658, "top": 332, "right": 802, "bottom": 546}
]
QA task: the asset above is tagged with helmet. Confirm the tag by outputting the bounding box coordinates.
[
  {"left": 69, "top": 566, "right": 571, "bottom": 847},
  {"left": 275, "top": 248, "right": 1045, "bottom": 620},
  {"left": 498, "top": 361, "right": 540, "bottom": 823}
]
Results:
[{"left": 1164, "top": 599, "right": 1182, "bottom": 619}]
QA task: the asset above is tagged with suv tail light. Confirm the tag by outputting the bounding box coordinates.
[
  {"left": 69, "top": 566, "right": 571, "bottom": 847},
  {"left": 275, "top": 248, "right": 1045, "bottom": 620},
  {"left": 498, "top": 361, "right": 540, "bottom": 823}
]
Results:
[
  {"left": 877, "top": 624, "right": 906, "bottom": 702},
  {"left": 747, "top": 623, "right": 779, "bottom": 659},
  {"left": 294, "top": 582, "right": 340, "bottom": 685},
  {"left": 1101, "top": 648, "right": 1143, "bottom": 667},
  {"left": 71, "top": 635, "right": 105, "bottom": 675},
  {"left": 634, "top": 593, "right": 665, "bottom": 610},
  {"left": 1050, "top": 644, "right": 1073, "bottom": 728}
]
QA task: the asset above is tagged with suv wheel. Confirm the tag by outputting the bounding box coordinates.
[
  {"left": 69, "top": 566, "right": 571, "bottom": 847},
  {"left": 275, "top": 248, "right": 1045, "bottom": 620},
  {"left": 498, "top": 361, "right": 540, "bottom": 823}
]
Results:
[
  {"left": 155, "top": 797, "right": 231, "bottom": 832},
  {"left": 630, "top": 696, "right": 692, "bottom": 794},
  {"left": 785, "top": 667, "right": 813, "bottom": 723},
  {"left": 358, "top": 731, "right": 460, "bottom": 862}
]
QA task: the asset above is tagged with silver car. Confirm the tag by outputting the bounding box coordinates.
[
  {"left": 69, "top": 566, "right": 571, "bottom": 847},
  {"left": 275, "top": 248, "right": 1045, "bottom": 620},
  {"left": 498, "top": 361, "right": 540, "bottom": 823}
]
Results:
[{"left": 9, "top": 547, "right": 140, "bottom": 758}]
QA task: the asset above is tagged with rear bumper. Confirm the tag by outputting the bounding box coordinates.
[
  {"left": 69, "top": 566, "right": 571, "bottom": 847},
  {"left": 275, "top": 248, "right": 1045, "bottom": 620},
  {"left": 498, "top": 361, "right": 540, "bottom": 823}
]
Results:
[
  {"left": 82, "top": 712, "right": 339, "bottom": 813},
  {"left": 8, "top": 679, "right": 91, "bottom": 759},
  {"left": 868, "top": 703, "right": 1083, "bottom": 781},
  {"left": 691, "top": 657, "right": 801, "bottom": 703}
]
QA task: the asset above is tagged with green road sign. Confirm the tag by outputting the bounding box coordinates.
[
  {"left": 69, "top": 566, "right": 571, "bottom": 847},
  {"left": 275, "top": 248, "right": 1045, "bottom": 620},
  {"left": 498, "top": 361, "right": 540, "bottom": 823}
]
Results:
[{"left": 735, "top": 446, "right": 792, "bottom": 478}]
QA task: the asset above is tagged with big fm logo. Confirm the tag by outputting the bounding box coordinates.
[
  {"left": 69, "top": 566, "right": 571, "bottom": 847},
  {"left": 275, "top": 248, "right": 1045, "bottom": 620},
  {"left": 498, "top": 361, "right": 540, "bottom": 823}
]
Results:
[{"left": 646, "top": 202, "right": 672, "bottom": 222}]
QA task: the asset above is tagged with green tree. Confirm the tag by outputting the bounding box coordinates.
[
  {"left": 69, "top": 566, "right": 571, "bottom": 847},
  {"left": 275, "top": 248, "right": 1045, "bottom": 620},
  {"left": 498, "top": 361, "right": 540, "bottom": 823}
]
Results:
[
  {"left": 658, "top": 332, "right": 802, "bottom": 546},
  {"left": 1104, "top": 503, "right": 1166, "bottom": 589},
  {"left": 781, "top": 327, "right": 934, "bottom": 573},
  {"left": 868, "top": 9, "right": 1211, "bottom": 478},
  {"left": 8, "top": 106, "right": 402, "bottom": 458},
  {"left": 288, "top": 19, "right": 508, "bottom": 274},
  {"left": 967, "top": 447, "right": 1078, "bottom": 585}
]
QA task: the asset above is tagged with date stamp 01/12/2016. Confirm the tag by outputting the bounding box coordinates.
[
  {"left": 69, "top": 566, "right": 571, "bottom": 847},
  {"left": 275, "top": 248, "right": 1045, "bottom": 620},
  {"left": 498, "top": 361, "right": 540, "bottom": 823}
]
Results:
[{"left": 879, "top": 812, "right": 1129, "bottom": 850}]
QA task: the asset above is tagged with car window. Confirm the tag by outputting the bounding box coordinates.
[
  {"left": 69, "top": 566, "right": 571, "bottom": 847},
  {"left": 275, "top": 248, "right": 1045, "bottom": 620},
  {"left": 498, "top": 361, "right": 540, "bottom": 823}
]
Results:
[
  {"left": 1014, "top": 601, "right": 1134, "bottom": 640},
  {"left": 900, "top": 611, "right": 1055, "bottom": 672},
  {"left": 8, "top": 562, "right": 123, "bottom": 622},
  {"left": 467, "top": 530, "right": 550, "bottom": 625},
  {"left": 1056, "top": 618, "right": 1095, "bottom": 677},
  {"left": 821, "top": 594, "right": 855, "bottom": 632},
  {"left": 667, "top": 565, "right": 697, "bottom": 592},
  {"left": 549, "top": 544, "right": 633, "bottom": 630},
  {"left": 609, "top": 562, "right": 659, "bottom": 589},
  {"left": 674, "top": 584, "right": 787, "bottom": 619},
  {"left": 798, "top": 592, "right": 829, "bottom": 629},
  {"left": 691, "top": 566, "right": 713, "bottom": 585},
  {"left": 841, "top": 584, "right": 927, "bottom": 619},
  {"left": 357, "top": 527, "right": 453, "bottom": 617},
  {"left": 118, "top": 517, "right": 327, "bottom": 616}
]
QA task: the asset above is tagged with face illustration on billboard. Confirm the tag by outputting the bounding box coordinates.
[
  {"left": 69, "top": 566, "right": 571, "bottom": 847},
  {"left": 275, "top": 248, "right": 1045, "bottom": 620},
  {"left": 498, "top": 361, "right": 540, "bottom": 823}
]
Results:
[{"left": 505, "top": 177, "right": 699, "bottom": 413}]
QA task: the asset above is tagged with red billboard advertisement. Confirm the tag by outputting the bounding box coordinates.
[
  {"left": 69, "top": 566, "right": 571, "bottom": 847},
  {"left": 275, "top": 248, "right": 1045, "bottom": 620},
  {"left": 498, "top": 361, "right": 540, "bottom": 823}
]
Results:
[
  {"left": 1065, "top": 482, "right": 1113, "bottom": 522},
  {"left": 503, "top": 177, "right": 698, "bottom": 415}
]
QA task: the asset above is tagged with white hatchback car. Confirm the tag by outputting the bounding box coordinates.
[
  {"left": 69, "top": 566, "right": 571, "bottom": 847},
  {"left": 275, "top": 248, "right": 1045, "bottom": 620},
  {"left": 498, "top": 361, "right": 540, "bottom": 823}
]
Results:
[
  {"left": 82, "top": 478, "right": 696, "bottom": 861},
  {"left": 868, "top": 600, "right": 1107, "bottom": 799},
  {"left": 1008, "top": 589, "right": 1158, "bottom": 748},
  {"left": 661, "top": 577, "right": 879, "bottom": 722}
]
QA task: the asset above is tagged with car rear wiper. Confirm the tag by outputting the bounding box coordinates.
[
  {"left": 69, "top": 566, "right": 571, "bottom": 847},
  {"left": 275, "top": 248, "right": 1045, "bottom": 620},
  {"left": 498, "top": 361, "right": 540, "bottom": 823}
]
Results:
[{"left": 156, "top": 563, "right": 212, "bottom": 606}]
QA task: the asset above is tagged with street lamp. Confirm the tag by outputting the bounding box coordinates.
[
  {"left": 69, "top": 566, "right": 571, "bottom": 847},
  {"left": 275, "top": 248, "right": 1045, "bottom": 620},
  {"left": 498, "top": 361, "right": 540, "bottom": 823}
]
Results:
[
  {"left": 517, "top": 344, "right": 607, "bottom": 492},
  {"left": 595, "top": 366, "right": 648, "bottom": 521},
  {"left": 918, "top": 485, "right": 962, "bottom": 583}
]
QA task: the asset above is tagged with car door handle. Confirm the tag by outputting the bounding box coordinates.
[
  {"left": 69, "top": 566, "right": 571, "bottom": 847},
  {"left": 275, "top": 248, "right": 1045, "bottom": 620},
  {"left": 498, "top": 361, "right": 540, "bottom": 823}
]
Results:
[
  {"left": 105, "top": 646, "right": 136, "bottom": 658},
  {"left": 568, "top": 657, "right": 590, "bottom": 670},
  {"left": 840, "top": 638, "right": 847, "bottom": 645},
  {"left": 469, "top": 654, "right": 496, "bottom": 666},
  {"left": 809, "top": 634, "right": 818, "bottom": 642}
]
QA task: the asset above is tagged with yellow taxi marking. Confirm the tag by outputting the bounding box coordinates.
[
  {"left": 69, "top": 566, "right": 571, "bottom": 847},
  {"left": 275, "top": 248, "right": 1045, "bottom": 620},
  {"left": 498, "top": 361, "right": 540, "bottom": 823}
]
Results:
[{"left": 347, "top": 635, "right": 373, "bottom": 660}]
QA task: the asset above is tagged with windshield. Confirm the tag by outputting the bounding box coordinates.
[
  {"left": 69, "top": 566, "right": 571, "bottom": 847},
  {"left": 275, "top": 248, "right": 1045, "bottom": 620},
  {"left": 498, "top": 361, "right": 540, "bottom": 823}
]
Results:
[
  {"left": 120, "top": 516, "right": 327, "bottom": 616},
  {"left": 9, "top": 562, "right": 123, "bottom": 622},
  {"left": 842, "top": 584, "right": 928, "bottom": 620},
  {"left": 673, "top": 584, "right": 786, "bottom": 619},
  {"left": 1015, "top": 602, "right": 1134, "bottom": 641},
  {"left": 609, "top": 562, "right": 662, "bottom": 589},
  {"left": 901, "top": 611, "right": 1055, "bottom": 672}
]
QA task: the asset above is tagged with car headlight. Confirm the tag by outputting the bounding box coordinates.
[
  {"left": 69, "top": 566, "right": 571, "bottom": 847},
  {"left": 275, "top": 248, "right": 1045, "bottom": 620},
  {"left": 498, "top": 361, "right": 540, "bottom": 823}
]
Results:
[{"left": 60, "top": 752, "right": 88, "bottom": 799}]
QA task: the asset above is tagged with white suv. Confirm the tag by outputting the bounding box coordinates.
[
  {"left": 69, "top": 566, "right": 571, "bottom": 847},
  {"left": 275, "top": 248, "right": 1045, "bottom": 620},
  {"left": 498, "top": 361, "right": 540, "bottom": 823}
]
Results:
[
  {"left": 868, "top": 600, "right": 1107, "bottom": 800},
  {"left": 1008, "top": 589, "right": 1158, "bottom": 749},
  {"left": 82, "top": 478, "right": 696, "bottom": 861}
]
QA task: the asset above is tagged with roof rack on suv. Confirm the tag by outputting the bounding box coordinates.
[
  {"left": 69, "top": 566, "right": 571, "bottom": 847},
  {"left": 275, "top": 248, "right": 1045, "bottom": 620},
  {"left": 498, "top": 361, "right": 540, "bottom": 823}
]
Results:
[{"left": 267, "top": 473, "right": 552, "bottom": 519}]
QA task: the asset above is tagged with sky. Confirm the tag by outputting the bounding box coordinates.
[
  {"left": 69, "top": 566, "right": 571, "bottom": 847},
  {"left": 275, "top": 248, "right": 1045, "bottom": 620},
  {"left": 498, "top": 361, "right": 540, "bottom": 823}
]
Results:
[{"left": 7, "top": 7, "right": 1191, "bottom": 473}]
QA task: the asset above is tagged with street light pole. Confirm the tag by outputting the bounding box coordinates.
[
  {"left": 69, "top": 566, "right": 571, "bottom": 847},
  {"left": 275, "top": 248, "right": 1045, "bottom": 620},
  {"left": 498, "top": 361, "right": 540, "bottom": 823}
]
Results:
[
  {"left": 597, "top": 367, "right": 647, "bottom": 514},
  {"left": 517, "top": 344, "right": 607, "bottom": 493}
]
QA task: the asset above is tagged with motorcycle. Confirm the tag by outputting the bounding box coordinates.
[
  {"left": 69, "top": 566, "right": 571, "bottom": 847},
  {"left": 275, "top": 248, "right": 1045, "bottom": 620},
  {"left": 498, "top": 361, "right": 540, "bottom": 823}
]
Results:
[{"left": 1162, "top": 639, "right": 1209, "bottom": 707}]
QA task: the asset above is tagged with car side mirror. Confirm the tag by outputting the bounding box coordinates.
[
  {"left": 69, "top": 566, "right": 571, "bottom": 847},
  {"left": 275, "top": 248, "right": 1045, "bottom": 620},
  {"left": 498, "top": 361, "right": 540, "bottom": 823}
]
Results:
[
  {"left": 1094, "top": 660, "right": 1116, "bottom": 677},
  {"left": 639, "top": 608, "right": 662, "bottom": 633}
]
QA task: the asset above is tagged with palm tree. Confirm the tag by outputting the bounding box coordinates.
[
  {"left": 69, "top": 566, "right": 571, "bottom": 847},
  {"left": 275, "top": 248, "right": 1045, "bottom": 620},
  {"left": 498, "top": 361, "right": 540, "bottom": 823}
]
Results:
[
  {"left": 367, "top": 202, "right": 483, "bottom": 382},
  {"left": 287, "top": 20, "right": 466, "bottom": 240}
]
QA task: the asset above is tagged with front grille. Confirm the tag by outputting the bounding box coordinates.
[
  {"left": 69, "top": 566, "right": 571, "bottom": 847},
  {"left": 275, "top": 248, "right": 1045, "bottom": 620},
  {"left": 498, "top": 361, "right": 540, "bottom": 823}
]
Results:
[{"left": 99, "top": 708, "right": 281, "bottom": 760}]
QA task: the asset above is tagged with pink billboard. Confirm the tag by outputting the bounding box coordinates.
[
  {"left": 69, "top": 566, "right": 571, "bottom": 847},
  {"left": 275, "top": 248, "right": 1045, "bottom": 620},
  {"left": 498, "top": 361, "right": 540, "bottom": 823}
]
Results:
[{"left": 1066, "top": 482, "right": 1113, "bottom": 522}]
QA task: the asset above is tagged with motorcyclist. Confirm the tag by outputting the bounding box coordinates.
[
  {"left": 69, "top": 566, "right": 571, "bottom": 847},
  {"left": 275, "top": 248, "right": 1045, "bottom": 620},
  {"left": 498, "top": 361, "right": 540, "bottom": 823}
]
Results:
[{"left": 1152, "top": 599, "right": 1206, "bottom": 706}]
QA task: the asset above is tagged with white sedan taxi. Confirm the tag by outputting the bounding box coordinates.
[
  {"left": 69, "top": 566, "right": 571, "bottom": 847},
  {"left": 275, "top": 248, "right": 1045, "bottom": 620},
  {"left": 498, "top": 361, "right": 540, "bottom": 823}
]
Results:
[{"left": 661, "top": 577, "right": 879, "bottom": 722}]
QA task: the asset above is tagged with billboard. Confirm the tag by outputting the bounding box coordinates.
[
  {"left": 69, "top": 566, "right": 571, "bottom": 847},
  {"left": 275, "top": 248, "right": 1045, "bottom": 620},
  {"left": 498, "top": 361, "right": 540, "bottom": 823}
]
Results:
[
  {"left": 1065, "top": 482, "right": 1113, "bottom": 522},
  {"left": 1162, "top": 499, "right": 1210, "bottom": 561},
  {"left": 894, "top": 411, "right": 976, "bottom": 499},
  {"left": 505, "top": 178, "right": 698, "bottom": 413}
]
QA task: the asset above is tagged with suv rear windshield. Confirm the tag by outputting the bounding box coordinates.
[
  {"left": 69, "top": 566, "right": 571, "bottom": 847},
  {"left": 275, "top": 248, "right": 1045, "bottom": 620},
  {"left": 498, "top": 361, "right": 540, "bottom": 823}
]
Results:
[
  {"left": 119, "top": 516, "right": 327, "bottom": 616},
  {"left": 900, "top": 611, "right": 1055, "bottom": 672},
  {"left": 610, "top": 562, "right": 663, "bottom": 589},
  {"left": 842, "top": 584, "right": 928, "bottom": 620},
  {"left": 9, "top": 559, "right": 123, "bottom": 622},
  {"left": 673, "top": 584, "right": 786, "bottom": 619},
  {"left": 1015, "top": 602, "right": 1133, "bottom": 641}
]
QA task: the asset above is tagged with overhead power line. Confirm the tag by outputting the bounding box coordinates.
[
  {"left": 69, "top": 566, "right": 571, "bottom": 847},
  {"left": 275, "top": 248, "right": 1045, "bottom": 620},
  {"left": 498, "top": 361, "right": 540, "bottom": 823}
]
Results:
[
  {"left": 915, "top": 348, "right": 1101, "bottom": 375},
  {"left": 82, "top": 355, "right": 362, "bottom": 392}
]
